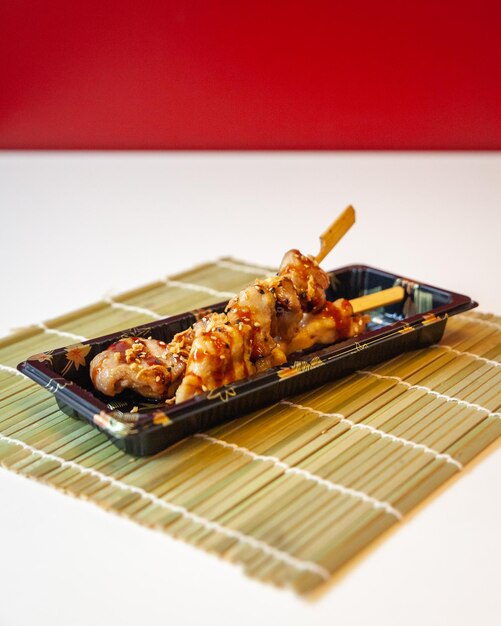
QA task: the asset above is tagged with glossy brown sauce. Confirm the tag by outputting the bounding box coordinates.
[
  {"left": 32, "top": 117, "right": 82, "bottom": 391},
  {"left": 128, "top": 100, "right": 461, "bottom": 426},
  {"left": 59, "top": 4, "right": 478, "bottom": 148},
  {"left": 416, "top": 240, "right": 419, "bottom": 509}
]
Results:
[
  {"left": 91, "top": 338, "right": 136, "bottom": 386},
  {"left": 108, "top": 339, "right": 132, "bottom": 359},
  {"left": 227, "top": 305, "right": 265, "bottom": 358},
  {"left": 144, "top": 355, "right": 164, "bottom": 366},
  {"left": 229, "top": 306, "right": 252, "bottom": 325},
  {"left": 319, "top": 300, "right": 352, "bottom": 337}
]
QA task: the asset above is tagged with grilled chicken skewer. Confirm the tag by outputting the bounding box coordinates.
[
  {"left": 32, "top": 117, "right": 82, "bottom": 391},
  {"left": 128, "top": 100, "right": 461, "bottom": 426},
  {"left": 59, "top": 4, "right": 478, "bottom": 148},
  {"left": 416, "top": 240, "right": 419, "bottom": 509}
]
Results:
[
  {"left": 91, "top": 252, "right": 401, "bottom": 403},
  {"left": 90, "top": 208, "right": 404, "bottom": 404},
  {"left": 90, "top": 249, "right": 330, "bottom": 400}
]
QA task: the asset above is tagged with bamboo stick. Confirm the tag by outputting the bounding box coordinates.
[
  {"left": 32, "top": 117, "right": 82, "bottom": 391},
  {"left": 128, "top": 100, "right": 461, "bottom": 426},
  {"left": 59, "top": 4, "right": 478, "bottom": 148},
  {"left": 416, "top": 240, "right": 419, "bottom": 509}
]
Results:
[
  {"left": 350, "top": 286, "right": 405, "bottom": 314},
  {"left": 315, "top": 205, "right": 356, "bottom": 264}
]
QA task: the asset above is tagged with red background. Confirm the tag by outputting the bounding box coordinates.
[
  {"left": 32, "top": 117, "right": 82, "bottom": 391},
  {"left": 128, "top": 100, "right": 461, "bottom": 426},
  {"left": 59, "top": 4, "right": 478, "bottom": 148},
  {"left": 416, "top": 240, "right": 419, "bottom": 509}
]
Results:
[{"left": 1, "top": 1, "right": 499, "bottom": 150}]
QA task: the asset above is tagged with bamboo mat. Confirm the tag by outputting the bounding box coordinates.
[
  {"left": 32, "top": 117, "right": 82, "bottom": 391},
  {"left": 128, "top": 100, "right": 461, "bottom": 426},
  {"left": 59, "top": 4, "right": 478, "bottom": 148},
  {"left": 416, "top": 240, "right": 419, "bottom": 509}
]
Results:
[{"left": 1, "top": 258, "right": 500, "bottom": 594}]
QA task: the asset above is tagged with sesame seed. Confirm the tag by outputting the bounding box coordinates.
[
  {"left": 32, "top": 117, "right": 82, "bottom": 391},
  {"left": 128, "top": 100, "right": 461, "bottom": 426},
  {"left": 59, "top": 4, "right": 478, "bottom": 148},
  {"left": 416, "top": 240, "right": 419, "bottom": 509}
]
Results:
[
  {"left": 130, "top": 406, "right": 139, "bottom": 414},
  {"left": 155, "top": 376, "right": 161, "bottom": 382}
]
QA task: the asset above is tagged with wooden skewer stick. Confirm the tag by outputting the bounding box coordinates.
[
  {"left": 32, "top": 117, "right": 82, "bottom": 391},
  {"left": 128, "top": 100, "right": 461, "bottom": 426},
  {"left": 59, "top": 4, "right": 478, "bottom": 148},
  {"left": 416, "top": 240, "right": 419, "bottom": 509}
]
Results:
[
  {"left": 350, "top": 286, "right": 405, "bottom": 314},
  {"left": 315, "top": 205, "right": 356, "bottom": 264},
  {"left": 312, "top": 208, "right": 404, "bottom": 313}
]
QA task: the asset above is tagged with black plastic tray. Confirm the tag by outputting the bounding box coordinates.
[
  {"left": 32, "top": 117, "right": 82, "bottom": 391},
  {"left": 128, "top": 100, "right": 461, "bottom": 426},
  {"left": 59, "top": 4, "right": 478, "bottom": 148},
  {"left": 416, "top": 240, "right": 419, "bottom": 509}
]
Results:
[{"left": 18, "top": 264, "right": 477, "bottom": 456}]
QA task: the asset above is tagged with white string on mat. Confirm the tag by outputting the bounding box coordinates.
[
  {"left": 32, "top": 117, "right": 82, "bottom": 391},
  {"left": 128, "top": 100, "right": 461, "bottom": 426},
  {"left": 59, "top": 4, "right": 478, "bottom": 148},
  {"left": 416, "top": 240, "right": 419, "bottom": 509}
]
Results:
[
  {"left": 36, "top": 323, "right": 87, "bottom": 343},
  {"left": 103, "top": 296, "right": 164, "bottom": 320},
  {"left": 163, "top": 278, "right": 236, "bottom": 299},
  {"left": 281, "top": 400, "right": 463, "bottom": 470},
  {"left": 0, "top": 432, "right": 329, "bottom": 581},
  {"left": 216, "top": 259, "right": 276, "bottom": 276},
  {"left": 0, "top": 363, "right": 27, "bottom": 378},
  {"left": 456, "top": 315, "right": 501, "bottom": 331},
  {"left": 438, "top": 344, "right": 500, "bottom": 368},
  {"left": 357, "top": 370, "right": 501, "bottom": 419},
  {"left": 195, "top": 433, "right": 403, "bottom": 519}
]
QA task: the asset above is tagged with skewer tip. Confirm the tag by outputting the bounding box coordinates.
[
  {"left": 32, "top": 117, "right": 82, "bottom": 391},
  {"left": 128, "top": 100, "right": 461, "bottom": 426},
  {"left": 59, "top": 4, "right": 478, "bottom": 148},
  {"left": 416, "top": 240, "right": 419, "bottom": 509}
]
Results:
[{"left": 315, "top": 205, "right": 357, "bottom": 264}]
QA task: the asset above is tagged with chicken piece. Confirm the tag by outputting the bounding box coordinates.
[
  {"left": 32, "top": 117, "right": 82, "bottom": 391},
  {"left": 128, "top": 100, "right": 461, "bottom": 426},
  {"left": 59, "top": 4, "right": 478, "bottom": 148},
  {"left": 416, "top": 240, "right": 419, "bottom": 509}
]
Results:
[
  {"left": 226, "top": 282, "right": 278, "bottom": 360},
  {"left": 90, "top": 331, "right": 192, "bottom": 400},
  {"left": 279, "top": 249, "right": 330, "bottom": 313},
  {"left": 225, "top": 274, "right": 303, "bottom": 360},
  {"left": 254, "top": 346, "right": 288, "bottom": 373},
  {"left": 283, "top": 299, "right": 369, "bottom": 354},
  {"left": 262, "top": 275, "right": 303, "bottom": 342},
  {"left": 175, "top": 313, "right": 255, "bottom": 403}
]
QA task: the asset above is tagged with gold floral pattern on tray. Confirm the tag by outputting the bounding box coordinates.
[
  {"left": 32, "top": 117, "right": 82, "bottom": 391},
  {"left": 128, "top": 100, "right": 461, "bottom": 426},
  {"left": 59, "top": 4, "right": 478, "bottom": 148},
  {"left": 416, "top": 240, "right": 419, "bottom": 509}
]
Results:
[
  {"left": 207, "top": 385, "right": 237, "bottom": 402},
  {"left": 61, "top": 343, "right": 92, "bottom": 375},
  {"left": 93, "top": 410, "right": 139, "bottom": 437},
  {"left": 354, "top": 341, "right": 369, "bottom": 352},
  {"left": 278, "top": 356, "right": 323, "bottom": 379},
  {"left": 421, "top": 313, "right": 440, "bottom": 325},
  {"left": 398, "top": 322, "right": 415, "bottom": 334},
  {"left": 118, "top": 326, "right": 153, "bottom": 340},
  {"left": 29, "top": 351, "right": 54, "bottom": 365},
  {"left": 44, "top": 377, "right": 73, "bottom": 393}
]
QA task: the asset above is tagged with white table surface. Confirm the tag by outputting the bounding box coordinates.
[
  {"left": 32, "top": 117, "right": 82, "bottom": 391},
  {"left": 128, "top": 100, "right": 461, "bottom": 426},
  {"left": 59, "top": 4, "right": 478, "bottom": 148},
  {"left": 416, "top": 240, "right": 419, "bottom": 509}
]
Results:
[{"left": 0, "top": 152, "right": 499, "bottom": 626}]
